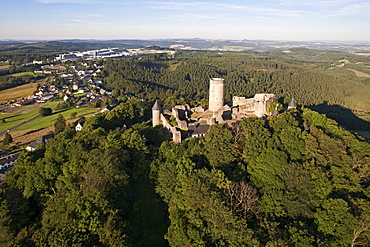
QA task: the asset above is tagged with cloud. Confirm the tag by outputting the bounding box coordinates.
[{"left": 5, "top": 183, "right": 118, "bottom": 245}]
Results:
[
  {"left": 215, "top": 3, "right": 306, "bottom": 17},
  {"left": 165, "top": 13, "right": 219, "bottom": 21},
  {"left": 278, "top": 0, "right": 357, "bottom": 6},
  {"left": 278, "top": 0, "right": 370, "bottom": 16},
  {"left": 38, "top": 0, "right": 89, "bottom": 3},
  {"left": 330, "top": 3, "right": 370, "bottom": 16},
  {"left": 146, "top": 1, "right": 307, "bottom": 19},
  {"left": 147, "top": 1, "right": 205, "bottom": 10},
  {"left": 70, "top": 19, "right": 99, "bottom": 24},
  {"left": 69, "top": 19, "right": 114, "bottom": 25}
]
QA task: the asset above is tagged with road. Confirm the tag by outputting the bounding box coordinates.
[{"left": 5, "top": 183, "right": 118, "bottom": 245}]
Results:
[{"left": 0, "top": 115, "right": 41, "bottom": 136}]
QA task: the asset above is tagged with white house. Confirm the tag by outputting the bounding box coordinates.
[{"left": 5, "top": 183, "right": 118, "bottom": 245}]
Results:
[
  {"left": 75, "top": 123, "right": 83, "bottom": 132},
  {"left": 63, "top": 95, "right": 70, "bottom": 101}
]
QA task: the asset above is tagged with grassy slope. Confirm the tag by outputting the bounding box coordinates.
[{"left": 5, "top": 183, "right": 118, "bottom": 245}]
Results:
[
  {"left": 0, "top": 82, "right": 38, "bottom": 102},
  {"left": 0, "top": 101, "right": 99, "bottom": 133},
  {"left": 0, "top": 108, "right": 40, "bottom": 132},
  {"left": 10, "top": 72, "right": 37, "bottom": 77},
  {"left": 0, "top": 65, "right": 10, "bottom": 70},
  {"left": 0, "top": 76, "right": 48, "bottom": 103},
  {"left": 16, "top": 107, "right": 97, "bottom": 131}
]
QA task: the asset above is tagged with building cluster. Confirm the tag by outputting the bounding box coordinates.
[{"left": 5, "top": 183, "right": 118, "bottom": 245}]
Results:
[
  {"left": 55, "top": 48, "right": 176, "bottom": 61},
  {"left": 25, "top": 133, "right": 55, "bottom": 152},
  {"left": 55, "top": 48, "right": 129, "bottom": 61},
  {"left": 0, "top": 150, "right": 21, "bottom": 181},
  {"left": 10, "top": 60, "right": 110, "bottom": 109},
  {"left": 152, "top": 78, "right": 297, "bottom": 144}
]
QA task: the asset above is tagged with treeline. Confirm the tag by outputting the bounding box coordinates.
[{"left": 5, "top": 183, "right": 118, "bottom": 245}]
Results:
[
  {"left": 0, "top": 53, "right": 56, "bottom": 65},
  {"left": 3, "top": 105, "right": 370, "bottom": 246},
  {"left": 0, "top": 64, "right": 45, "bottom": 91},
  {"left": 0, "top": 75, "right": 43, "bottom": 91},
  {"left": 0, "top": 64, "right": 41, "bottom": 76},
  {"left": 102, "top": 52, "right": 370, "bottom": 113}
]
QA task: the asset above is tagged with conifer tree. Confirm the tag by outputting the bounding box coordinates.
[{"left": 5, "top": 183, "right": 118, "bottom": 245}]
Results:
[
  {"left": 3, "top": 131, "right": 13, "bottom": 146},
  {"left": 54, "top": 114, "right": 66, "bottom": 134}
]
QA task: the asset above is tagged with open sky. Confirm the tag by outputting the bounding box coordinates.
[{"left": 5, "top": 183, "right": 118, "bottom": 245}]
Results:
[{"left": 1, "top": 0, "right": 369, "bottom": 41}]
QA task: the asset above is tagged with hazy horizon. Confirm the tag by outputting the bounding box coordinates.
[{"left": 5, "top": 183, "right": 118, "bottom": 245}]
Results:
[
  {"left": 1, "top": 0, "right": 370, "bottom": 42},
  {"left": 1, "top": 38, "right": 370, "bottom": 44}
]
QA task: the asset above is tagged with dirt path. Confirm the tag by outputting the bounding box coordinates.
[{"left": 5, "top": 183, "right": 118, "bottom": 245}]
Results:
[
  {"left": 347, "top": 68, "right": 370, "bottom": 78},
  {"left": 21, "top": 104, "right": 43, "bottom": 113}
]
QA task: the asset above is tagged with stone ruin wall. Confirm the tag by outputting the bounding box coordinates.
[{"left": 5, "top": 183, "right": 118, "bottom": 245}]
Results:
[
  {"left": 160, "top": 113, "right": 182, "bottom": 144},
  {"left": 232, "top": 94, "right": 275, "bottom": 118}
]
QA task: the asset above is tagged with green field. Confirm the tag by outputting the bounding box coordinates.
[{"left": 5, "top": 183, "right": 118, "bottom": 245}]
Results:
[
  {"left": 0, "top": 65, "right": 10, "bottom": 70},
  {"left": 16, "top": 107, "right": 98, "bottom": 131},
  {"left": 10, "top": 72, "right": 37, "bottom": 77},
  {"left": 0, "top": 62, "right": 10, "bottom": 70},
  {"left": 0, "top": 108, "right": 40, "bottom": 133},
  {"left": 0, "top": 102, "right": 99, "bottom": 133}
]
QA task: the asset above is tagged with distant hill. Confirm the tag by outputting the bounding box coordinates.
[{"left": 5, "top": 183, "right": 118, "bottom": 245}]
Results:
[{"left": 1, "top": 39, "right": 370, "bottom": 53}]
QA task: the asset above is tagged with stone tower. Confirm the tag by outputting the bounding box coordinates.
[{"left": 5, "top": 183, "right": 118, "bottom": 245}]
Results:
[
  {"left": 209, "top": 78, "right": 225, "bottom": 112},
  {"left": 288, "top": 98, "right": 297, "bottom": 110},
  {"left": 152, "top": 100, "right": 162, "bottom": 127}
]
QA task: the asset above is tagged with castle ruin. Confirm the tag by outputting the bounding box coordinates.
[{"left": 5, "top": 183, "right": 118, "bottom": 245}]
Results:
[
  {"left": 152, "top": 78, "right": 295, "bottom": 144},
  {"left": 232, "top": 94, "right": 275, "bottom": 118}
]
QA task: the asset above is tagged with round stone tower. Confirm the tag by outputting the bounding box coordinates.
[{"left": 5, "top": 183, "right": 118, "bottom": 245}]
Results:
[
  {"left": 208, "top": 78, "right": 225, "bottom": 112},
  {"left": 152, "top": 100, "right": 162, "bottom": 127}
]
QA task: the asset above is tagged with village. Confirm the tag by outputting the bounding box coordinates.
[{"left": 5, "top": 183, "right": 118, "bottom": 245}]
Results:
[
  {"left": 9, "top": 46, "right": 176, "bottom": 108},
  {"left": 0, "top": 48, "right": 174, "bottom": 177}
]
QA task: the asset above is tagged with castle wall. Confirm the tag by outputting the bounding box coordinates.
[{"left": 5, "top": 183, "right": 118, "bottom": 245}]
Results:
[
  {"left": 232, "top": 94, "right": 275, "bottom": 118},
  {"left": 152, "top": 80, "right": 277, "bottom": 144},
  {"left": 160, "top": 113, "right": 182, "bottom": 144},
  {"left": 232, "top": 96, "right": 254, "bottom": 107},
  {"left": 160, "top": 114, "right": 172, "bottom": 130}
]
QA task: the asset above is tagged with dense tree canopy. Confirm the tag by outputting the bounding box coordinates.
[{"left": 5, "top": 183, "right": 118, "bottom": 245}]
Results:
[
  {"left": 102, "top": 52, "right": 370, "bottom": 114},
  {"left": 2, "top": 100, "right": 370, "bottom": 246},
  {"left": 151, "top": 108, "right": 370, "bottom": 246}
]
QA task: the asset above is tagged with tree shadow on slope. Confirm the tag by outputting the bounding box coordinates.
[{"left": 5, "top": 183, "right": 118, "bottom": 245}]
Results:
[
  {"left": 309, "top": 102, "right": 370, "bottom": 132},
  {"left": 127, "top": 159, "right": 170, "bottom": 247}
]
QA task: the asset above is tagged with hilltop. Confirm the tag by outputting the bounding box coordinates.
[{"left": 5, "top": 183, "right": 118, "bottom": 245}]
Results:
[{"left": 2, "top": 104, "right": 370, "bottom": 246}]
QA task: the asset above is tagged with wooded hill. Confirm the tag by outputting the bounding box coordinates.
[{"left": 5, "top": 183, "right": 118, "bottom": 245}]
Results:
[
  {"left": 1, "top": 100, "right": 370, "bottom": 246},
  {"left": 102, "top": 49, "right": 370, "bottom": 130}
]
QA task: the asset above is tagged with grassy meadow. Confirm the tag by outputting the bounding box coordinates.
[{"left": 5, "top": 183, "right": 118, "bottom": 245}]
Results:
[
  {"left": 0, "top": 100, "right": 99, "bottom": 133},
  {"left": 0, "top": 62, "right": 10, "bottom": 70},
  {"left": 10, "top": 72, "right": 37, "bottom": 77},
  {"left": 0, "top": 108, "right": 40, "bottom": 133},
  {"left": 0, "top": 82, "right": 38, "bottom": 103},
  {"left": 0, "top": 77, "right": 48, "bottom": 103},
  {"left": 16, "top": 107, "right": 98, "bottom": 131},
  {"left": 0, "top": 65, "right": 10, "bottom": 70}
]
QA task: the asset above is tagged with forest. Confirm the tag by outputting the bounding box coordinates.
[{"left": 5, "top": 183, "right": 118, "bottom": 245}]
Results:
[
  {"left": 1, "top": 46, "right": 370, "bottom": 246},
  {"left": 101, "top": 50, "right": 370, "bottom": 130},
  {"left": 1, "top": 98, "right": 370, "bottom": 246}
]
